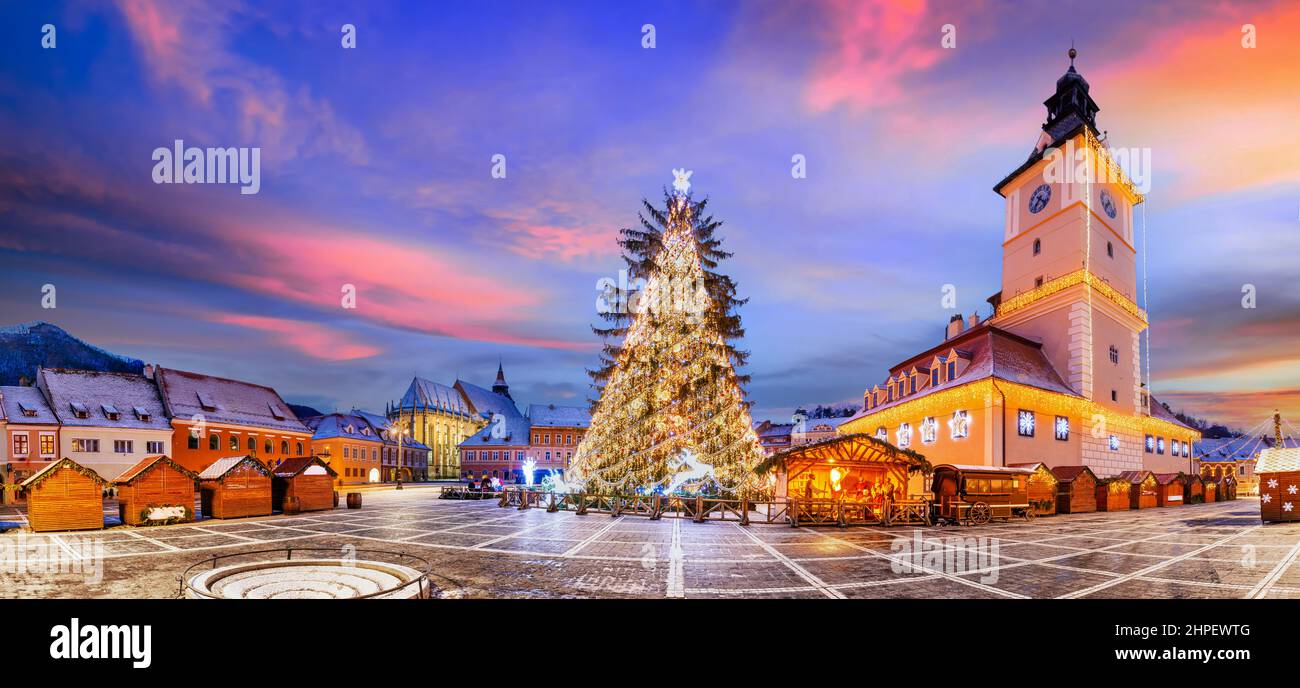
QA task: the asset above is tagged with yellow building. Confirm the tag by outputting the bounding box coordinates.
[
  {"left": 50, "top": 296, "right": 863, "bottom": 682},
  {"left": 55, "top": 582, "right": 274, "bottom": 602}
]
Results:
[
  {"left": 389, "top": 364, "right": 521, "bottom": 479},
  {"left": 840, "top": 50, "right": 1199, "bottom": 484}
]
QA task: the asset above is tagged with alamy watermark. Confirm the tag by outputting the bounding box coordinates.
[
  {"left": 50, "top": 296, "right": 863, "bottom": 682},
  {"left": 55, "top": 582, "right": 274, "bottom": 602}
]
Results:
[
  {"left": 1, "top": 534, "right": 104, "bottom": 585},
  {"left": 1042, "top": 138, "right": 1151, "bottom": 194},
  {"left": 152, "top": 139, "right": 261, "bottom": 195},
  {"left": 890, "top": 531, "right": 1001, "bottom": 584}
]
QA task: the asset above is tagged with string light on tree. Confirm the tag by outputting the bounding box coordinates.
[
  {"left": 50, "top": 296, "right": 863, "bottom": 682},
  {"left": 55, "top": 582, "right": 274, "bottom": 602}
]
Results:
[{"left": 568, "top": 170, "right": 765, "bottom": 496}]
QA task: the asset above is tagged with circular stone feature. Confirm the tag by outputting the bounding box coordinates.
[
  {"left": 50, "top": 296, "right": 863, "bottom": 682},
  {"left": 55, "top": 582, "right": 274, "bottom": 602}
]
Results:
[{"left": 186, "top": 559, "right": 425, "bottom": 599}]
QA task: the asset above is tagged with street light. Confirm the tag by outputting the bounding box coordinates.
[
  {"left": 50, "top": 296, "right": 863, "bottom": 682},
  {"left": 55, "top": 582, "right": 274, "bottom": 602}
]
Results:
[{"left": 389, "top": 418, "right": 411, "bottom": 491}]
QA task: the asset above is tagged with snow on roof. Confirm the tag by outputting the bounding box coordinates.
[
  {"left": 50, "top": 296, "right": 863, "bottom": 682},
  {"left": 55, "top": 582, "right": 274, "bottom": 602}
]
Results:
[
  {"left": 455, "top": 380, "right": 521, "bottom": 420},
  {"left": 308, "top": 413, "right": 383, "bottom": 442},
  {"left": 197, "top": 455, "right": 269, "bottom": 480},
  {"left": 799, "top": 416, "right": 850, "bottom": 432},
  {"left": 527, "top": 403, "right": 590, "bottom": 428},
  {"left": 157, "top": 367, "right": 309, "bottom": 434},
  {"left": 934, "top": 463, "right": 1035, "bottom": 475},
  {"left": 459, "top": 412, "right": 532, "bottom": 448},
  {"left": 272, "top": 455, "right": 336, "bottom": 478},
  {"left": 39, "top": 368, "right": 171, "bottom": 430},
  {"left": 398, "top": 377, "right": 473, "bottom": 417},
  {"left": 21, "top": 457, "right": 107, "bottom": 488},
  {"left": 0, "top": 385, "right": 58, "bottom": 424},
  {"left": 1256, "top": 448, "right": 1300, "bottom": 474}
]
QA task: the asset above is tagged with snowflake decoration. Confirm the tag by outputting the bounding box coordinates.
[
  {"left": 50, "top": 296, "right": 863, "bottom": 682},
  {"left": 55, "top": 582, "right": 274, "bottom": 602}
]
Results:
[
  {"left": 1268, "top": 479, "right": 1279, "bottom": 489},
  {"left": 1054, "top": 416, "right": 1070, "bottom": 441},
  {"left": 920, "top": 417, "right": 937, "bottom": 445},
  {"left": 1017, "top": 410, "right": 1035, "bottom": 437},
  {"left": 1285, "top": 502, "right": 1294, "bottom": 513},
  {"left": 875, "top": 427, "right": 887, "bottom": 442},
  {"left": 1108, "top": 435, "right": 1120, "bottom": 451},
  {"left": 949, "top": 410, "right": 970, "bottom": 439},
  {"left": 1145, "top": 435, "right": 1154, "bottom": 452},
  {"left": 1290, "top": 485, "right": 1298, "bottom": 495},
  {"left": 1262, "top": 494, "right": 1272, "bottom": 504}
]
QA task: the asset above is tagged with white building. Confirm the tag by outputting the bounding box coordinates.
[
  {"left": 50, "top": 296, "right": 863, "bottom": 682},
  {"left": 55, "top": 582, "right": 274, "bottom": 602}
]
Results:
[{"left": 37, "top": 368, "right": 173, "bottom": 480}]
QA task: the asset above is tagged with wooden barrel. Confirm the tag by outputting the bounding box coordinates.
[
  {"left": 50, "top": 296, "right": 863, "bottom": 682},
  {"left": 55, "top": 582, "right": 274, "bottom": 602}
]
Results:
[
  {"left": 333, "top": 490, "right": 340, "bottom": 507},
  {"left": 346, "top": 492, "right": 362, "bottom": 509},
  {"left": 283, "top": 495, "right": 301, "bottom": 515}
]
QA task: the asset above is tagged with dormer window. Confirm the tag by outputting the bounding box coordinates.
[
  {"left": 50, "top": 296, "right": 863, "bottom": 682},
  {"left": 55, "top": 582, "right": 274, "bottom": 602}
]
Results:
[
  {"left": 268, "top": 403, "right": 286, "bottom": 420},
  {"left": 931, "top": 368, "right": 939, "bottom": 387},
  {"left": 17, "top": 402, "right": 37, "bottom": 417},
  {"left": 197, "top": 392, "right": 217, "bottom": 412},
  {"left": 946, "top": 361, "right": 956, "bottom": 380},
  {"left": 1033, "top": 238, "right": 1041, "bottom": 256},
  {"left": 102, "top": 404, "right": 120, "bottom": 420},
  {"left": 133, "top": 406, "right": 150, "bottom": 422},
  {"left": 69, "top": 402, "right": 89, "bottom": 419}
]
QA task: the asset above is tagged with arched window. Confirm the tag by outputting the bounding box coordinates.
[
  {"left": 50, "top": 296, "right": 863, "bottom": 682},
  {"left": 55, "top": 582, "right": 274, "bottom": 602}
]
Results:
[
  {"left": 209, "top": 434, "right": 219, "bottom": 451},
  {"left": 281, "top": 441, "right": 289, "bottom": 455},
  {"left": 296, "top": 442, "right": 303, "bottom": 455},
  {"left": 264, "top": 439, "right": 272, "bottom": 455},
  {"left": 229, "top": 435, "right": 239, "bottom": 451},
  {"left": 1032, "top": 238, "right": 1041, "bottom": 255},
  {"left": 247, "top": 436, "right": 256, "bottom": 453}
]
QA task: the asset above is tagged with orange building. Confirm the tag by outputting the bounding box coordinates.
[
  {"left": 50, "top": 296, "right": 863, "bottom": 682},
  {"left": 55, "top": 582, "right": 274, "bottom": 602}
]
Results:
[
  {"left": 152, "top": 366, "right": 313, "bottom": 474},
  {"left": 305, "top": 412, "right": 386, "bottom": 485},
  {"left": 524, "top": 404, "right": 589, "bottom": 479}
]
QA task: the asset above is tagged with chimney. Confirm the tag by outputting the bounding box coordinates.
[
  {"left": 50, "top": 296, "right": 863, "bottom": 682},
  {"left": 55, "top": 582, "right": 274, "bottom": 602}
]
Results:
[
  {"left": 143, "top": 363, "right": 155, "bottom": 379},
  {"left": 945, "top": 314, "right": 965, "bottom": 340},
  {"left": 968, "top": 312, "right": 981, "bottom": 329}
]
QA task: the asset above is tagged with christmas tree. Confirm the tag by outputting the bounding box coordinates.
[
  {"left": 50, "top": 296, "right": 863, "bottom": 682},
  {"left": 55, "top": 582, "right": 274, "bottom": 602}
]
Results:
[{"left": 570, "top": 171, "right": 764, "bottom": 496}]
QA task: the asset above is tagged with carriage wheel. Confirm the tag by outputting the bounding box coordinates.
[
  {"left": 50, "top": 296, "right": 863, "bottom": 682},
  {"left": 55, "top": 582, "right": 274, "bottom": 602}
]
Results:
[
  {"left": 966, "top": 502, "right": 992, "bottom": 526},
  {"left": 1023, "top": 508, "right": 1035, "bottom": 521}
]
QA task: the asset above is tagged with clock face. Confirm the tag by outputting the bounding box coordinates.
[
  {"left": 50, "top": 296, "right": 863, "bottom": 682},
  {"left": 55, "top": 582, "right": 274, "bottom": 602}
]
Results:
[
  {"left": 1028, "top": 183, "right": 1051, "bottom": 214},
  {"left": 1100, "top": 189, "right": 1118, "bottom": 219}
]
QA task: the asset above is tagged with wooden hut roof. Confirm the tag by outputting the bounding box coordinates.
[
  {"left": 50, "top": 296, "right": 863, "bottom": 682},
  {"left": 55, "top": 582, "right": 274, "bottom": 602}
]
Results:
[
  {"left": 1256, "top": 447, "right": 1300, "bottom": 473},
  {"left": 1153, "top": 472, "right": 1186, "bottom": 485},
  {"left": 271, "top": 455, "right": 338, "bottom": 478},
  {"left": 1050, "top": 465, "right": 1097, "bottom": 483},
  {"left": 1008, "top": 462, "right": 1057, "bottom": 480},
  {"left": 1116, "top": 470, "right": 1154, "bottom": 485},
  {"left": 113, "top": 455, "right": 199, "bottom": 484},
  {"left": 197, "top": 455, "right": 271, "bottom": 481},
  {"left": 20, "top": 457, "right": 107, "bottom": 488},
  {"left": 934, "top": 463, "right": 1035, "bottom": 475},
  {"left": 754, "top": 433, "right": 930, "bottom": 476}
]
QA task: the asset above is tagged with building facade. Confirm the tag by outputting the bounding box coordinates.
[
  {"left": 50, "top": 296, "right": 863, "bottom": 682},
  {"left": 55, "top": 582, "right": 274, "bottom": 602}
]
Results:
[
  {"left": 0, "top": 385, "right": 60, "bottom": 495},
  {"left": 349, "top": 408, "right": 431, "bottom": 482},
  {"left": 524, "top": 404, "right": 590, "bottom": 478},
  {"left": 36, "top": 368, "right": 173, "bottom": 480},
  {"left": 305, "top": 412, "right": 387, "bottom": 485},
  {"left": 390, "top": 377, "right": 482, "bottom": 480},
  {"left": 840, "top": 51, "right": 1199, "bottom": 479},
  {"left": 152, "top": 366, "right": 313, "bottom": 474}
]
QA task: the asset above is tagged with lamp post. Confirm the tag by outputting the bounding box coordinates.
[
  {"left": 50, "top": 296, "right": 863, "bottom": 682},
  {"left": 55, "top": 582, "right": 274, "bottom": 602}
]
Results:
[{"left": 389, "top": 418, "right": 411, "bottom": 490}]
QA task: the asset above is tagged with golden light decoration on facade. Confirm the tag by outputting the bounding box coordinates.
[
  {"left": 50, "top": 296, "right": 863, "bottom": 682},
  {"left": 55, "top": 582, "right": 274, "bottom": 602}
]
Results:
[{"left": 995, "top": 268, "right": 1147, "bottom": 323}]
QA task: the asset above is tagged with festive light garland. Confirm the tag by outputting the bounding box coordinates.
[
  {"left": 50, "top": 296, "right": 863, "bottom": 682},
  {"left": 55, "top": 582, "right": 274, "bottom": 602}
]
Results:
[
  {"left": 842, "top": 379, "right": 1198, "bottom": 442},
  {"left": 995, "top": 268, "right": 1147, "bottom": 323}
]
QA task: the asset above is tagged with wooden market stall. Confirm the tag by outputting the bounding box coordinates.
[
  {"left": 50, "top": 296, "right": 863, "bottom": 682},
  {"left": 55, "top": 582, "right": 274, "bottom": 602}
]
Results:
[
  {"left": 1256, "top": 447, "right": 1300, "bottom": 523},
  {"left": 1009, "top": 462, "right": 1058, "bottom": 516},
  {"left": 1095, "top": 478, "right": 1131, "bottom": 512},
  {"left": 1116, "top": 470, "right": 1158, "bottom": 509},
  {"left": 930, "top": 464, "right": 1035, "bottom": 525},
  {"left": 1153, "top": 473, "right": 1186, "bottom": 507},
  {"left": 1049, "top": 465, "right": 1097, "bottom": 514},
  {"left": 755, "top": 433, "right": 931, "bottom": 525},
  {"left": 19, "top": 458, "right": 107, "bottom": 532},
  {"left": 113, "top": 455, "right": 200, "bottom": 526},
  {"left": 1203, "top": 477, "right": 1218, "bottom": 503},
  {"left": 271, "top": 455, "right": 338, "bottom": 513},
  {"left": 1184, "top": 474, "right": 1205, "bottom": 505},
  {"left": 198, "top": 455, "right": 272, "bottom": 519},
  {"left": 1219, "top": 475, "right": 1237, "bottom": 501}
]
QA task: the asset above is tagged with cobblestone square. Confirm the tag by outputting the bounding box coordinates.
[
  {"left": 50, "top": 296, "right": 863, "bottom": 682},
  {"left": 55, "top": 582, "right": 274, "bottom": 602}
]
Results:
[{"left": 2, "top": 487, "right": 1296, "bottom": 599}]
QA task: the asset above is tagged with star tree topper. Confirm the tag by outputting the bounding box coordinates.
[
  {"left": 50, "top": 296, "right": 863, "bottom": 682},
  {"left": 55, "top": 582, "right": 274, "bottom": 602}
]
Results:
[{"left": 671, "top": 168, "right": 693, "bottom": 194}]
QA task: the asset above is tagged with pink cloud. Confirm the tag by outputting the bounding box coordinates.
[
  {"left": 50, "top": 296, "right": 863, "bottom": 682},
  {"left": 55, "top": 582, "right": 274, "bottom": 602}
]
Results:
[
  {"left": 206, "top": 312, "right": 382, "bottom": 361},
  {"left": 804, "top": 0, "right": 953, "bottom": 113}
]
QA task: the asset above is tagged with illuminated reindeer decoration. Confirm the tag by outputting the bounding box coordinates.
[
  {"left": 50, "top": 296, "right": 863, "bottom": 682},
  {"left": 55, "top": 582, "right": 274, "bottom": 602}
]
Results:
[{"left": 664, "top": 449, "right": 714, "bottom": 494}]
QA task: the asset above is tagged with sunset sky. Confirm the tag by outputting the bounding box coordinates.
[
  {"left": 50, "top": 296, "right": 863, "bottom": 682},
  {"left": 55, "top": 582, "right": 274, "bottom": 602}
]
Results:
[{"left": 1, "top": 0, "right": 1297, "bottom": 430}]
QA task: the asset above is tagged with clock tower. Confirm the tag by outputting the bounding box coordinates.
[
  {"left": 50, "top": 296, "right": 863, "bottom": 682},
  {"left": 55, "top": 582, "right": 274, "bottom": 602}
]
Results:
[{"left": 991, "top": 49, "right": 1148, "bottom": 433}]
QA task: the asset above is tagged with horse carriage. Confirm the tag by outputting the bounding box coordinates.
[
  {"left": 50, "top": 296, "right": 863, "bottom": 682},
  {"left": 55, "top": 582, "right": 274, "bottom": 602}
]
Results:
[{"left": 929, "top": 464, "right": 1036, "bottom": 526}]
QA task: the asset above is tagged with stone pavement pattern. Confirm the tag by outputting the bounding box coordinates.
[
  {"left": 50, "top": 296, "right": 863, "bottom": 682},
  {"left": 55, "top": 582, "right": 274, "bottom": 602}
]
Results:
[{"left": 2, "top": 489, "right": 1297, "bottom": 599}]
